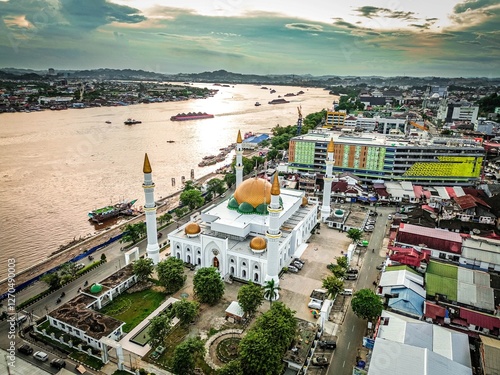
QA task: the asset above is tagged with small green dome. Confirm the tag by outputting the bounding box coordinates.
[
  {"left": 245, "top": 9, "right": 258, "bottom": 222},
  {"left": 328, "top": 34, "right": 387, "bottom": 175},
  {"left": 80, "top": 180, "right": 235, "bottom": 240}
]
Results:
[
  {"left": 90, "top": 284, "right": 103, "bottom": 293},
  {"left": 255, "top": 203, "right": 268, "bottom": 215},
  {"left": 228, "top": 197, "right": 239, "bottom": 210},
  {"left": 239, "top": 202, "right": 254, "bottom": 214}
]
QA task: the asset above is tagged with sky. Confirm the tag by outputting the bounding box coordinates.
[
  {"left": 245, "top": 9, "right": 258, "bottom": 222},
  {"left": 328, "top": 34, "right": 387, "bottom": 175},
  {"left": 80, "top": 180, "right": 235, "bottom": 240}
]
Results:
[{"left": 0, "top": 0, "right": 499, "bottom": 77}]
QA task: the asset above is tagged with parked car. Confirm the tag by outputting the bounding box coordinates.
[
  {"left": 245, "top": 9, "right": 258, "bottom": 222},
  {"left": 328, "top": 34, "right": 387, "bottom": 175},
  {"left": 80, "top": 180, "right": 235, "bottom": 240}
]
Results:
[
  {"left": 368, "top": 211, "right": 378, "bottom": 216},
  {"left": 33, "top": 351, "right": 49, "bottom": 362},
  {"left": 308, "top": 301, "right": 322, "bottom": 309},
  {"left": 17, "top": 344, "right": 33, "bottom": 355},
  {"left": 340, "top": 288, "right": 353, "bottom": 296},
  {"left": 74, "top": 263, "right": 85, "bottom": 271},
  {"left": 366, "top": 220, "right": 376, "bottom": 225},
  {"left": 318, "top": 340, "right": 337, "bottom": 349},
  {"left": 292, "top": 261, "right": 303, "bottom": 269},
  {"left": 288, "top": 265, "right": 299, "bottom": 273},
  {"left": 364, "top": 226, "right": 374, "bottom": 232},
  {"left": 294, "top": 258, "right": 305, "bottom": 265},
  {"left": 346, "top": 273, "right": 358, "bottom": 280},
  {"left": 311, "top": 356, "right": 329, "bottom": 367},
  {"left": 346, "top": 268, "right": 359, "bottom": 274},
  {"left": 16, "top": 314, "right": 27, "bottom": 326},
  {"left": 50, "top": 358, "right": 66, "bottom": 369}
]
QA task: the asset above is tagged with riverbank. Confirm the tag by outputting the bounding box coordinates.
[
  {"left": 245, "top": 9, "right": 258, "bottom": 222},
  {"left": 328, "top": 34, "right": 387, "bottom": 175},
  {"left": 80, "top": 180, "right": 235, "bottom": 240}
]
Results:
[{"left": 0, "top": 171, "right": 223, "bottom": 295}]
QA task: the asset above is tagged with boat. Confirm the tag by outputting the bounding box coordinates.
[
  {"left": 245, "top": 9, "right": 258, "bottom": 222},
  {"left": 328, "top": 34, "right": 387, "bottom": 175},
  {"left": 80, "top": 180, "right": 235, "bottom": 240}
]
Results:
[
  {"left": 284, "top": 93, "right": 296, "bottom": 97},
  {"left": 268, "top": 98, "right": 290, "bottom": 105},
  {"left": 170, "top": 112, "right": 215, "bottom": 121},
  {"left": 167, "top": 140, "right": 175, "bottom": 143},
  {"left": 88, "top": 199, "right": 138, "bottom": 223},
  {"left": 270, "top": 89, "right": 276, "bottom": 94},
  {"left": 255, "top": 102, "right": 261, "bottom": 106},
  {"left": 105, "top": 121, "right": 112, "bottom": 124},
  {"left": 124, "top": 118, "right": 142, "bottom": 125}
]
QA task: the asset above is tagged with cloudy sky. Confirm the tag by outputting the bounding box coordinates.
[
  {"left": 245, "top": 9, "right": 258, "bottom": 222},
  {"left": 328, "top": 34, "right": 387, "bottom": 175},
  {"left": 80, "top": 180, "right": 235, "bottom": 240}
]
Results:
[{"left": 0, "top": 0, "right": 499, "bottom": 77}]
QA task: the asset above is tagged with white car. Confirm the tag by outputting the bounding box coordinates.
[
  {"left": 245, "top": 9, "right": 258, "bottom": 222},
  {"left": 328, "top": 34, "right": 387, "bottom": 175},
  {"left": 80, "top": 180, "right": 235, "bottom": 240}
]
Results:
[{"left": 33, "top": 351, "right": 49, "bottom": 362}]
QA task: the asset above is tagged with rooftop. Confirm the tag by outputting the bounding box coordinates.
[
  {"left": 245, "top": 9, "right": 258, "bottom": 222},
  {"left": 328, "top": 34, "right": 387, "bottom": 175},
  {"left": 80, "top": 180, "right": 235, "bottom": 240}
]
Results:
[
  {"left": 283, "top": 319, "right": 319, "bottom": 367},
  {"left": 48, "top": 294, "right": 124, "bottom": 340}
]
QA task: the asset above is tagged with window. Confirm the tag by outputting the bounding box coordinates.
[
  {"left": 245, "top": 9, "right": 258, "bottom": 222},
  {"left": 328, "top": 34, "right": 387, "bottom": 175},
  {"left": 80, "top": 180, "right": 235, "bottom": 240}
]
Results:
[{"left": 439, "top": 253, "right": 446, "bottom": 259}]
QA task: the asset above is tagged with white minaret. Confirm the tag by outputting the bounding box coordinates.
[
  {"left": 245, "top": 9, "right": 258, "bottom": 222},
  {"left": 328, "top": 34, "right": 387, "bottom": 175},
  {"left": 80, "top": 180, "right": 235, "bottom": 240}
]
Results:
[
  {"left": 321, "top": 138, "right": 335, "bottom": 222},
  {"left": 235, "top": 130, "right": 243, "bottom": 188},
  {"left": 265, "top": 173, "right": 283, "bottom": 300},
  {"left": 142, "top": 153, "right": 160, "bottom": 264}
]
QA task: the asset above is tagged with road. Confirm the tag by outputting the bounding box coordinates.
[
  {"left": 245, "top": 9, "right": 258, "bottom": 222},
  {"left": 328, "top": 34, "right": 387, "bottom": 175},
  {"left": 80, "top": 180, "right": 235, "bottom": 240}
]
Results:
[{"left": 328, "top": 206, "right": 393, "bottom": 375}]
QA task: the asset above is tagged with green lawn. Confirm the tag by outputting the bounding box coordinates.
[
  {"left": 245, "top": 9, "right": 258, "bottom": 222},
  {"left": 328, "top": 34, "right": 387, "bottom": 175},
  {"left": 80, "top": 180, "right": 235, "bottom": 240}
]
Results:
[
  {"left": 70, "top": 351, "right": 104, "bottom": 370},
  {"left": 100, "top": 289, "right": 166, "bottom": 333}
]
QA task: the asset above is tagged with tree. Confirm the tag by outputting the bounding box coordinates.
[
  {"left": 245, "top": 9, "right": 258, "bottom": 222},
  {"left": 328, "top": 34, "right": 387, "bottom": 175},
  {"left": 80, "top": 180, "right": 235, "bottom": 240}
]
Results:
[
  {"left": 100, "top": 253, "right": 107, "bottom": 262},
  {"left": 218, "top": 360, "right": 243, "bottom": 375},
  {"left": 263, "top": 279, "right": 281, "bottom": 307},
  {"left": 120, "top": 223, "right": 141, "bottom": 244},
  {"left": 193, "top": 267, "right": 225, "bottom": 305},
  {"left": 239, "top": 329, "right": 283, "bottom": 375},
  {"left": 224, "top": 173, "right": 236, "bottom": 188},
  {"left": 180, "top": 189, "right": 205, "bottom": 210},
  {"left": 157, "top": 212, "right": 172, "bottom": 226},
  {"left": 182, "top": 180, "right": 198, "bottom": 191},
  {"left": 346, "top": 228, "right": 363, "bottom": 243},
  {"left": 351, "top": 288, "right": 383, "bottom": 321},
  {"left": 169, "top": 299, "right": 199, "bottom": 326},
  {"left": 336, "top": 256, "right": 349, "bottom": 270},
  {"left": 59, "top": 262, "right": 78, "bottom": 279},
  {"left": 327, "top": 264, "right": 346, "bottom": 279},
  {"left": 237, "top": 282, "right": 264, "bottom": 317},
  {"left": 174, "top": 206, "right": 189, "bottom": 219},
  {"left": 148, "top": 313, "right": 172, "bottom": 348},
  {"left": 171, "top": 337, "right": 205, "bottom": 375},
  {"left": 156, "top": 257, "right": 186, "bottom": 293},
  {"left": 239, "top": 302, "right": 296, "bottom": 375},
  {"left": 42, "top": 272, "right": 61, "bottom": 290},
  {"left": 133, "top": 258, "right": 154, "bottom": 282},
  {"left": 206, "top": 178, "right": 226, "bottom": 197},
  {"left": 322, "top": 276, "right": 344, "bottom": 298}
]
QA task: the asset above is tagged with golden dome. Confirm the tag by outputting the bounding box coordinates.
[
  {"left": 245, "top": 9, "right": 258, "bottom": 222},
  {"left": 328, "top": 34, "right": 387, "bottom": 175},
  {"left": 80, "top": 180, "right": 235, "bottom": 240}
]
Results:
[
  {"left": 233, "top": 177, "right": 272, "bottom": 208},
  {"left": 250, "top": 236, "right": 267, "bottom": 251},
  {"left": 327, "top": 138, "right": 334, "bottom": 153},
  {"left": 237, "top": 130, "right": 243, "bottom": 143},
  {"left": 184, "top": 222, "right": 201, "bottom": 235},
  {"left": 301, "top": 196, "right": 308, "bottom": 206}
]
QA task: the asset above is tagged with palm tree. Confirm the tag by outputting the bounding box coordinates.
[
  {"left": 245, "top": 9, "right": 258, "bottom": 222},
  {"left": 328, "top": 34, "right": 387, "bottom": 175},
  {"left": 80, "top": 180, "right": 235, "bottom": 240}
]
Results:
[{"left": 263, "top": 279, "right": 281, "bottom": 307}]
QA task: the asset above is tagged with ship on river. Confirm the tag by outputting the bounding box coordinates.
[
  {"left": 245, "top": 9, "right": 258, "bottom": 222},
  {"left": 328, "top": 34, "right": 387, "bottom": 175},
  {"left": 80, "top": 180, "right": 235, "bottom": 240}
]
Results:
[
  {"left": 170, "top": 112, "right": 214, "bottom": 121},
  {"left": 88, "top": 199, "right": 138, "bottom": 223},
  {"left": 268, "top": 98, "right": 290, "bottom": 105}
]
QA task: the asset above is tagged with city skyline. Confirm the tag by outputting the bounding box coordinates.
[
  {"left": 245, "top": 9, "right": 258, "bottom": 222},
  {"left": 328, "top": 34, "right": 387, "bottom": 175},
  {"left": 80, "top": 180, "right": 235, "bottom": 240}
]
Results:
[{"left": 0, "top": 0, "right": 499, "bottom": 77}]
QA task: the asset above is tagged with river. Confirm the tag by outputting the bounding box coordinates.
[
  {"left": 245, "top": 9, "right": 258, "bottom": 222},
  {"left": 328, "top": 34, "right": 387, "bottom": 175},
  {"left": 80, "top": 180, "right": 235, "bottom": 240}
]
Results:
[{"left": 0, "top": 83, "right": 336, "bottom": 279}]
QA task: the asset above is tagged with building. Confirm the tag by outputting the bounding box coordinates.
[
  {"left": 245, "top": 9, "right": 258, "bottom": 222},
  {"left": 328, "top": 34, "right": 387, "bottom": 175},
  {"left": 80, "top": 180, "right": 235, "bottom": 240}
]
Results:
[
  {"left": 167, "top": 131, "right": 318, "bottom": 288},
  {"left": 370, "top": 310, "right": 472, "bottom": 375},
  {"left": 324, "top": 110, "right": 347, "bottom": 128},
  {"left": 437, "top": 101, "right": 479, "bottom": 124},
  {"left": 288, "top": 130, "right": 484, "bottom": 186}
]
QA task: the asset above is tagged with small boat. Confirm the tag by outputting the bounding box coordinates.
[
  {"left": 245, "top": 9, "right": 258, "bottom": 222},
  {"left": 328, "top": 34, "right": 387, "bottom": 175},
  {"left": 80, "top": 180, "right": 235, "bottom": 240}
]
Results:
[
  {"left": 88, "top": 199, "right": 138, "bottom": 223},
  {"left": 105, "top": 121, "right": 112, "bottom": 124},
  {"left": 270, "top": 89, "right": 276, "bottom": 94},
  {"left": 167, "top": 140, "right": 175, "bottom": 143},
  {"left": 255, "top": 102, "right": 261, "bottom": 106},
  {"left": 124, "top": 118, "right": 142, "bottom": 125}
]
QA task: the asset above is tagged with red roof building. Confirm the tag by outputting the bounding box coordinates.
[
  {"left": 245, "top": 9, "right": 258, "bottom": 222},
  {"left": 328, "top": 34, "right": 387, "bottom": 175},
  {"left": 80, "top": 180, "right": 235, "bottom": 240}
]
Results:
[{"left": 395, "top": 223, "right": 465, "bottom": 254}]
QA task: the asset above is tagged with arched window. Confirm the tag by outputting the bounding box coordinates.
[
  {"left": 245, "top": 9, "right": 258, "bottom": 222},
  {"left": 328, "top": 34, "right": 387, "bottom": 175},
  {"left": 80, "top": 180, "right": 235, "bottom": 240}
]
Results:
[
  {"left": 254, "top": 265, "right": 259, "bottom": 269},
  {"left": 176, "top": 252, "right": 181, "bottom": 259},
  {"left": 242, "top": 262, "right": 246, "bottom": 266},
  {"left": 254, "top": 273, "right": 259, "bottom": 282},
  {"left": 176, "top": 244, "right": 180, "bottom": 250},
  {"left": 230, "top": 259, "right": 235, "bottom": 263},
  {"left": 230, "top": 266, "right": 235, "bottom": 275},
  {"left": 242, "top": 270, "right": 247, "bottom": 278},
  {"left": 197, "top": 250, "right": 201, "bottom": 255}
]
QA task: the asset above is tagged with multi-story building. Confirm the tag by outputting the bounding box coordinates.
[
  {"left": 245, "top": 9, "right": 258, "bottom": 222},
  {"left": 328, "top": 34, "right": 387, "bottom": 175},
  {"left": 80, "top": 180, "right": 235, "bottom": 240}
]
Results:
[
  {"left": 288, "top": 130, "right": 484, "bottom": 186},
  {"left": 437, "top": 101, "right": 479, "bottom": 124},
  {"left": 324, "top": 110, "right": 347, "bottom": 128}
]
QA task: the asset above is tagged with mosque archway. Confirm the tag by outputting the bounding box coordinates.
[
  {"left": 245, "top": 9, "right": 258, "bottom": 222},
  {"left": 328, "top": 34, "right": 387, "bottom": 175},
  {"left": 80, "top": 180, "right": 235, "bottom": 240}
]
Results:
[
  {"left": 176, "top": 252, "right": 181, "bottom": 259},
  {"left": 230, "top": 266, "right": 235, "bottom": 275},
  {"left": 213, "top": 257, "right": 219, "bottom": 269},
  {"left": 187, "top": 255, "right": 191, "bottom": 263}
]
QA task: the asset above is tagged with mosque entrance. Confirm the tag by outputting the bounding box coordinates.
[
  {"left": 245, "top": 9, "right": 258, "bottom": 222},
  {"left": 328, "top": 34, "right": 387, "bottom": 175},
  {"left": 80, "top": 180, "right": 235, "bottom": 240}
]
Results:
[{"left": 213, "top": 257, "right": 219, "bottom": 269}]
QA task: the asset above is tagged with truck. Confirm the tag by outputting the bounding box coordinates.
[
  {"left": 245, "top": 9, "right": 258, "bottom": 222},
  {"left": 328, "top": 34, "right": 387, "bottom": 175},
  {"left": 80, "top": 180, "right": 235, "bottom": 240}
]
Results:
[{"left": 308, "top": 289, "right": 328, "bottom": 309}]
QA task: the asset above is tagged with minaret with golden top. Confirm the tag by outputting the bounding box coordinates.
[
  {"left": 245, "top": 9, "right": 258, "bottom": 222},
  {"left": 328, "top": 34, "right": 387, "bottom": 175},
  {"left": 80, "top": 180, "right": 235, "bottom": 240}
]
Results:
[
  {"left": 142, "top": 153, "right": 160, "bottom": 264},
  {"left": 235, "top": 130, "right": 243, "bottom": 188},
  {"left": 321, "top": 138, "right": 335, "bottom": 222},
  {"left": 265, "top": 172, "right": 282, "bottom": 300}
]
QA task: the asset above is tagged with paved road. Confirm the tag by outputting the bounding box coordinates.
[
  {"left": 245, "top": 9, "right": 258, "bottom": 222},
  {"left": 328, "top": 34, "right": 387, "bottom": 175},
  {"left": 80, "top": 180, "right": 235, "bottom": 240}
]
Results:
[{"left": 328, "top": 206, "right": 393, "bottom": 375}]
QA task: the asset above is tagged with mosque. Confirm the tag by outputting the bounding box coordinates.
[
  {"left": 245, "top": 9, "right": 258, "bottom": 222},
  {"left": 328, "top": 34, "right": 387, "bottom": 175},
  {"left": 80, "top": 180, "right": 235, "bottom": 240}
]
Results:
[{"left": 157, "top": 131, "right": 322, "bottom": 292}]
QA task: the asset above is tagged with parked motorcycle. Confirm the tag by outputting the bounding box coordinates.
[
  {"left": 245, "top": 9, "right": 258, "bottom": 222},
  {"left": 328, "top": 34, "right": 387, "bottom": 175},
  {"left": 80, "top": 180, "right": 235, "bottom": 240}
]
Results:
[{"left": 56, "top": 298, "right": 61, "bottom": 304}]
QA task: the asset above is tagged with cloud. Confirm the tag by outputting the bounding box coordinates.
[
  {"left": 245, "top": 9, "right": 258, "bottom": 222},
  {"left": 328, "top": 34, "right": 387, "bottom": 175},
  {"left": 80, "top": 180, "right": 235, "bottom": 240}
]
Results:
[
  {"left": 285, "top": 23, "right": 323, "bottom": 32},
  {"left": 333, "top": 18, "right": 359, "bottom": 29},
  {"left": 354, "top": 6, "right": 417, "bottom": 21},
  {"left": 453, "top": 0, "right": 499, "bottom": 13}
]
